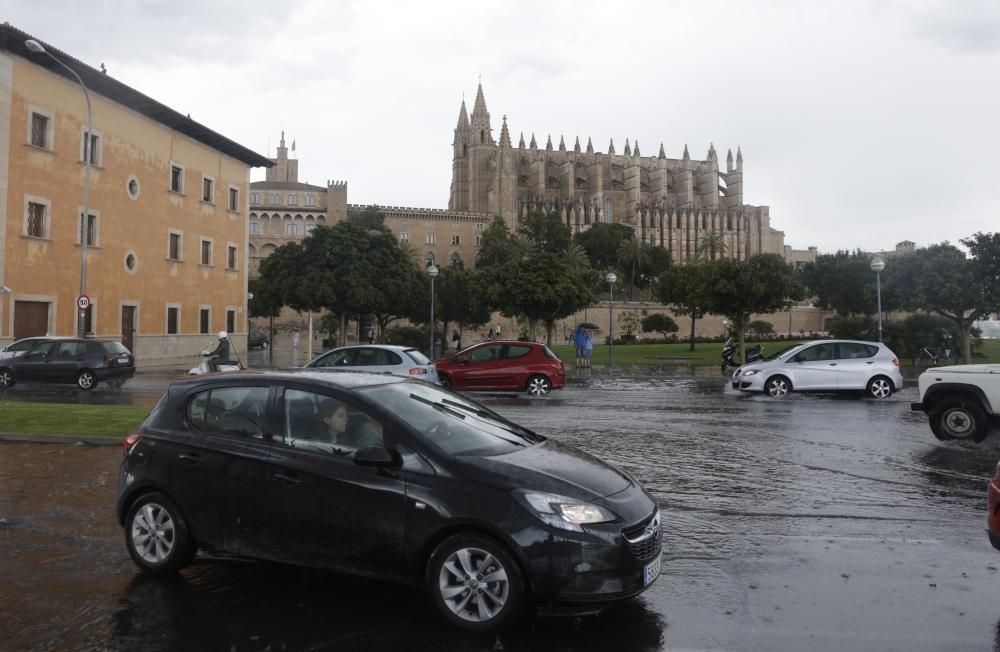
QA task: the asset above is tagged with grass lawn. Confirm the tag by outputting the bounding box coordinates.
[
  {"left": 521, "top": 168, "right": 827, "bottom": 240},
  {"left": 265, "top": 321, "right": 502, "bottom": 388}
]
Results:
[{"left": 0, "top": 401, "right": 149, "bottom": 438}]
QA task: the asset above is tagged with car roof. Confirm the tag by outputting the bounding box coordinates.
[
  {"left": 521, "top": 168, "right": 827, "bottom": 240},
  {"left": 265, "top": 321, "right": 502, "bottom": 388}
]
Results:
[
  {"left": 326, "top": 344, "right": 418, "bottom": 352},
  {"left": 466, "top": 340, "right": 542, "bottom": 347},
  {"left": 801, "top": 339, "right": 886, "bottom": 346},
  {"left": 167, "top": 368, "right": 411, "bottom": 391}
]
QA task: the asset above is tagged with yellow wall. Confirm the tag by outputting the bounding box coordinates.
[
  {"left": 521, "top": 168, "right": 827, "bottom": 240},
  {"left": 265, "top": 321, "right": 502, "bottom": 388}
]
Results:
[{"left": 2, "top": 54, "right": 254, "bottom": 361}]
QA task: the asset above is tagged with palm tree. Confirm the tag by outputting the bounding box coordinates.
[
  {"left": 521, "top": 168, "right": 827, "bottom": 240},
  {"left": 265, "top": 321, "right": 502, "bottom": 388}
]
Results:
[
  {"left": 563, "top": 243, "right": 590, "bottom": 272},
  {"left": 696, "top": 232, "right": 728, "bottom": 260},
  {"left": 617, "top": 239, "right": 650, "bottom": 301}
]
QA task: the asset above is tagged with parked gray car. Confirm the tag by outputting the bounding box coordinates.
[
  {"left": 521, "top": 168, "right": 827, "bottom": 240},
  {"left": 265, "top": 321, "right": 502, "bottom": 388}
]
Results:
[
  {"left": 731, "top": 339, "right": 903, "bottom": 398},
  {"left": 304, "top": 344, "right": 439, "bottom": 384}
]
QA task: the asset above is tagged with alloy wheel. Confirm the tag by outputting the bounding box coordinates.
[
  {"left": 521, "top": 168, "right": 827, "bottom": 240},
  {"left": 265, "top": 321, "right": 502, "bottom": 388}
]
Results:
[
  {"left": 77, "top": 371, "right": 96, "bottom": 390},
  {"left": 526, "top": 375, "right": 551, "bottom": 396},
  {"left": 438, "top": 547, "right": 510, "bottom": 623},
  {"left": 0, "top": 369, "right": 12, "bottom": 388},
  {"left": 766, "top": 377, "right": 789, "bottom": 396},
  {"left": 869, "top": 378, "right": 892, "bottom": 399},
  {"left": 130, "top": 502, "right": 177, "bottom": 564}
]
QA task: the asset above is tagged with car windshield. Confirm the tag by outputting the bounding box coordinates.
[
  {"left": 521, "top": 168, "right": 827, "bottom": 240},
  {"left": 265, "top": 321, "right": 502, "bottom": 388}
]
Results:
[
  {"left": 357, "top": 382, "right": 543, "bottom": 456},
  {"left": 765, "top": 343, "right": 805, "bottom": 361}
]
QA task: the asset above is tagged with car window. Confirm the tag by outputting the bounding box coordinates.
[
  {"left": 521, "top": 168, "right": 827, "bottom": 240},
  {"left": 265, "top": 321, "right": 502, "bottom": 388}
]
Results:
[
  {"left": 405, "top": 349, "right": 431, "bottom": 365},
  {"left": 469, "top": 345, "right": 502, "bottom": 362},
  {"left": 280, "top": 388, "right": 383, "bottom": 457},
  {"left": 312, "top": 349, "right": 355, "bottom": 368},
  {"left": 101, "top": 342, "right": 130, "bottom": 354},
  {"left": 56, "top": 342, "right": 84, "bottom": 358},
  {"left": 839, "top": 343, "right": 878, "bottom": 359},
  {"left": 543, "top": 346, "right": 560, "bottom": 360},
  {"left": 354, "top": 348, "right": 381, "bottom": 366},
  {"left": 24, "top": 342, "right": 57, "bottom": 359},
  {"left": 793, "top": 343, "right": 836, "bottom": 362},
  {"left": 506, "top": 345, "right": 533, "bottom": 360},
  {"left": 381, "top": 350, "right": 403, "bottom": 365},
  {"left": 767, "top": 344, "right": 804, "bottom": 361},
  {"left": 10, "top": 339, "right": 44, "bottom": 353},
  {"left": 357, "top": 382, "right": 543, "bottom": 457},
  {"left": 187, "top": 386, "right": 269, "bottom": 439}
]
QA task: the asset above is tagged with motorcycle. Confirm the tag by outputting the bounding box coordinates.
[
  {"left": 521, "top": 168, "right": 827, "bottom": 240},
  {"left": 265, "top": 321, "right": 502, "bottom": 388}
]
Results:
[
  {"left": 188, "top": 340, "right": 244, "bottom": 375},
  {"left": 721, "top": 337, "right": 764, "bottom": 372}
]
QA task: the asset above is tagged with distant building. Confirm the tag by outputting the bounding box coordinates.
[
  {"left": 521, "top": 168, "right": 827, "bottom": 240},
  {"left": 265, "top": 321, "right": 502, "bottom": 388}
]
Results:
[{"left": 0, "top": 24, "right": 271, "bottom": 360}]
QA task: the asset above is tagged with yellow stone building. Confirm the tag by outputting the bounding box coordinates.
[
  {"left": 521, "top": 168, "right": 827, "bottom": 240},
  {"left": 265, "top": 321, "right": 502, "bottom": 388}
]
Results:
[{"left": 0, "top": 24, "right": 271, "bottom": 361}]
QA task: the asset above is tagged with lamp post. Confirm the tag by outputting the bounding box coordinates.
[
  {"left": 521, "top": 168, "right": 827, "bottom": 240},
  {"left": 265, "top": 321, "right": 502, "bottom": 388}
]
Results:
[
  {"left": 26, "top": 39, "right": 92, "bottom": 338},
  {"left": 870, "top": 257, "right": 885, "bottom": 342},
  {"left": 427, "top": 264, "right": 439, "bottom": 358},
  {"left": 605, "top": 272, "right": 617, "bottom": 370}
]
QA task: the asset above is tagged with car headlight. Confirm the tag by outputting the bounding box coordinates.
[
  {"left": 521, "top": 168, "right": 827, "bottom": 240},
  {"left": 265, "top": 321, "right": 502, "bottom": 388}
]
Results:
[
  {"left": 742, "top": 369, "right": 760, "bottom": 376},
  {"left": 516, "top": 491, "right": 616, "bottom": 532}
]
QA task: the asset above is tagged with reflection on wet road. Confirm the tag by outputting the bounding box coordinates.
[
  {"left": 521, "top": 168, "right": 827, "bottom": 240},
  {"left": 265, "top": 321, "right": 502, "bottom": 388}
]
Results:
[{"left": 3, "top": 375, "right": 1000, "bottom": 651}]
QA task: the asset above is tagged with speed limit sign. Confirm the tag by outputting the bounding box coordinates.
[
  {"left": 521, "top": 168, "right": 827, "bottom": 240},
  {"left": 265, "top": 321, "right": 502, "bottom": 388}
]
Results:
[{"left": 78, "top": 295, "right": 91, "bottom": 310}]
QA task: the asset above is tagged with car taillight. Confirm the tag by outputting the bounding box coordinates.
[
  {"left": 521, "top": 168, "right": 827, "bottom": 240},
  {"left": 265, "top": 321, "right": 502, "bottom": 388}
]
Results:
[
  {"left": 103, "top": 355, "right": 114, "bottom": 366},
  {"left": 891, "top": 357, "right": 899, "bottom": 366},
  {"left": 409, "top": 368, "right": 428, "bottom": 375},
  {"left": 123, "top": 431, "right": 142, "bottom": 457}
]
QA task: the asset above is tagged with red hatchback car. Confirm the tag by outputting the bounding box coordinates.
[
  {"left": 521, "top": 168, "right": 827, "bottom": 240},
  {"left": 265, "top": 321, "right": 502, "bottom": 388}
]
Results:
[
  {"left": 435, "top": 340, "right": 566, "bottom": 396},
  {"left": 989, "top": 461, "right": 1000, "bottom": 551}
]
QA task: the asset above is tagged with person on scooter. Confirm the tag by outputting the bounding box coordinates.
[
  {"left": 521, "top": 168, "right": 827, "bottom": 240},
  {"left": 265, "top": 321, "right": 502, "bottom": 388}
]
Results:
[{"left": 206, "top": 331, "right": 233, "bottom": 372}]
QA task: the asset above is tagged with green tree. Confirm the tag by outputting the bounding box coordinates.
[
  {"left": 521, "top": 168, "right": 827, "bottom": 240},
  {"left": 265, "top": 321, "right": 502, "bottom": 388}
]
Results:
[
  {"left": 517, "top": 210, "right": 572, "bottom": 254},
  {"left": 701, "top": 254, "right": 805, "bottom": 361},
  {"left": 248, "top": 275, "right": 284, "bottom": 341},
  {"left": 476, "top": 216, "right": 524, "bottom": 268},
  {"left": 348, "top": 205, "right": 388, "bottom": 231},
  {"left": 617, "top": 239, "right": 650, "bottom": 302},
  {"left": 480, "top": 254, "right": 594, "bottom": 345},
  {"left": 641, "top": 313, "right": 679, "bottom": 341},
  {"left": 883, "top": 242, "right": 995, "bottom": 363},
  {"left": 747, "top": 320, "right": 775, "bottom": 338},
  {"left": 637, "top": 246, "right": 672, "bottom": 300},
  {"left": 654, "top": 261, "right": 711, "bottom": 351},
  {"left": 618, "top": 311, "right": 642, "bottom": 342},
  {"left": 436, "top": 264, "right": 491, "bottom": 351},
  {"left": 696, "top": 232, "right": 728, "bottom": 261},
  {"left": 574, "top": 222, "right": 635, "bottom": 271},
  {"left": 563, "top": 242, "right": 591, "bottom": 272},
  {"left": 962, "top": 232, "right": 1000, "bottom": 310},
  {"left": 800, "top": 250, "right": 877, "bottom": 316}
]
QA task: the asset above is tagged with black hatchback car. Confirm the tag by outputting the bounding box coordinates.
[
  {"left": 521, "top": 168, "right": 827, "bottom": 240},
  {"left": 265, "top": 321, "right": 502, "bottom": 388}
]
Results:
[
  {"left": 0, "top": 338, "right": 135, "bottom": 390},
  {"left": 117, "top": 370, "right": 661, "bottom": 631}
]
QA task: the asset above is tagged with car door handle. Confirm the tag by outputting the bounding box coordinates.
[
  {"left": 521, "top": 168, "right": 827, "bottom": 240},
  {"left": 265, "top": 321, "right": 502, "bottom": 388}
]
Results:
[
  {"left": 828, "top": 363, "right": 837, "bottom": 366},
  {"left": 273, "top": 472, "right": 304, "bottom": 487},
  {"left": 866, "top": 361, "right": 874, "bottom": 364},
  {"left": 177, "top": 453, "right": 203, "bottom": 465}
]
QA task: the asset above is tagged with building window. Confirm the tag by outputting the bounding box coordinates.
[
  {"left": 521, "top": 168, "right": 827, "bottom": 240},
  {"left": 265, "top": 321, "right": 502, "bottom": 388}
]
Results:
[
  {"left": 249, "top": 192, "right": 259, "bottom": 205},
  {"left": 399, "top": 232, "right": 409, "bottom": 242},
  {"left": 250, "top": 222, "right": 259, "bottom": 235},
  {"left": 304, "top": 224, "right": 316, "bottom": 235},
  {"left": 170, "top": 163, "right": 185, "bottom": 193},
  {"left": 425, "top": 252, "right": 435, "bottom": 266},
  {"left": 81, "top": 129, "right": 101, "bottom": 166},
  {"left": 286, "top": 222, "right": 299, "bottom": 236},
  {"left": 270, "top": 193, "right": 281, "bottom": 205},
  {"left": 229, "top": 186, "right": 239, "bottom": 211},
  {"left": 476, "top": 222, "right": 485, "bottom": 230},
  {"left": 605, "top": 198, "right": 614, "bottom": 224},
  {"left": 168, "top": 232, "right": 183, "bottom": 261},
  {"left": 227, "top": 245, "right": 237, "bottom": 270},
  {"left": 78, "top": 212, "right": 98, "bottom": 246},
  {"left": 425, "top": 233, "right": 435, "bottom": 245},
  {"left": 305, "top": 194, "right": 316, "bottom": 207},
  {"left": 226, "top": 309, "right": 236, "bottom": 335},
  {"left": 475, "top": 235, "right": 482, "bottom": 248},
  {"left": 201, "top": 239, "right": 213, "bottom": 265},
  {"left": 82, "top": 303, "right": 95, "bottom": 336},
  {"left": 450, "top": 234, "right": 460, "bottom": 246},
  {"left": 30, "top": 111, "right": 51, "bottom": 149},
  {"left": 167, "top": 306, "right": 180, "bottom": 335},
  {"left": 202, "top": 176, "right": 214, "bottom": 203},
  {"left": 199, "top": 308, "right": 211, "bottom": 334},
  {"left": 287, "top": 194, "right": 298, "bottom": 206},
  {"left": 26, "top": 201, "right": 47, "bottom": 238},
  {"left": 126, "top": 176, "right": 141, "bottom": 200}
]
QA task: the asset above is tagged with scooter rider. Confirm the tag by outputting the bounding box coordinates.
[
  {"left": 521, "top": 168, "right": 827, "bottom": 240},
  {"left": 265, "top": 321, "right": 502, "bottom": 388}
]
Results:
[{"left": 206, "top": 331, "right": 233, "bottom": 372}]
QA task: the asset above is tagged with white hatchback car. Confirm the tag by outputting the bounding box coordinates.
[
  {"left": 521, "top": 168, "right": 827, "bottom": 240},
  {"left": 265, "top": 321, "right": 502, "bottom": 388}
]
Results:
[
  {"left": 304, "top": 344, "right": 439, "bottom": 384},
  {"left": 731, "top": 339, "right": 903, "bottom": 399}
]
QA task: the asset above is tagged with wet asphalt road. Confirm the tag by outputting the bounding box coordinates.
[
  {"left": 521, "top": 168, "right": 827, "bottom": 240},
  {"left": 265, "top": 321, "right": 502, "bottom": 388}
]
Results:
[{"left": 3, "top": 367, "right": 1000, "bottom": 651}]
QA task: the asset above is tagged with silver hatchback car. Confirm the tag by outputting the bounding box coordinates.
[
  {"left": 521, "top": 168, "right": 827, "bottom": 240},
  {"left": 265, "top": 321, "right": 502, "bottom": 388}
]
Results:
[
  {"left": 304, "top": 344, "right": 439, "bottom": 384},
  {"left": 731, "top": 339, "right": 903, "bottom": 399}
]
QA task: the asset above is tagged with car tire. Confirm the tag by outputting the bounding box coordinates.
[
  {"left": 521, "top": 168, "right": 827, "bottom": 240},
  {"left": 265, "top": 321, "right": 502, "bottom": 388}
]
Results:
[
  {"left": 866, "top": 376, "right": 894, "bottom": 399},
  {"left": 0, "top": 367, "right": 14, "bottom": 389},
  {"left": 929, "top": 397, "right": 990, "bottom": 443},
  {"left": 439, "top": 375, "right": 451, "bottom": 389},
  {"left": 124, "top": 492, "right": 197, "bottom": 575},
  {"left": 426, "top": 533, "right": 525, "bottom": 632},
  {"left": 525, "top": 375, "right": 552, "bottom": 397},
  {"left": 76, "top": 370, "right": 98, "bottom": 391},
  {"left": 764, "top": 375, "right": 791, "bottom": 397}
]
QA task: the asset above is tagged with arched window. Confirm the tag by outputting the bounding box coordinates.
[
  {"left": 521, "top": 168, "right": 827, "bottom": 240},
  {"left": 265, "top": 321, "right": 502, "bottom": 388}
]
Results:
[
  {"left": 605, "top": 198, "right": 614, "bottom": 224},
  {"left": 450, "top": 253, "right": 462, "bottom": 266},
  {"left": 480, "top": 130, "right": 484, "bottom": 143},
  {"left": 425, "top": 252, "right": 435, "bottom": 267}
]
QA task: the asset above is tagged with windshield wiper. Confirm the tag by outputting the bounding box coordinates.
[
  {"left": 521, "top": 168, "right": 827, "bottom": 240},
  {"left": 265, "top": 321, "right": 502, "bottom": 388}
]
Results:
[
  {"left": 439, "top": 398, "right": 540, "bottom": 442},
  {"left": 410, "top": 393, "right": 468, "bottom": 420}
]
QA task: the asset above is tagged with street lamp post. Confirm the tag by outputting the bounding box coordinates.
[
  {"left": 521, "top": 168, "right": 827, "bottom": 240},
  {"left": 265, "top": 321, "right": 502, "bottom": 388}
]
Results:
[
  {"left": 870, "top": 257, "right": 885, "bottom": 343},
  {"left": 26, "top": 39, "right": 92, "bottom": 338},
  {"left": 427, "top": 264, "right": 439, "bottom": 358},
  {"left": 606, "top": 272, "right": 617, "bottom": 370}
]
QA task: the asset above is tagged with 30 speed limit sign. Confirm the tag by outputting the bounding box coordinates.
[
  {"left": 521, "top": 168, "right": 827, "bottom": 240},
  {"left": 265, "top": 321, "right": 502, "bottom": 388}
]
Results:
[{"left": 77, "top": 295, "right": 91, "bottom": 310}]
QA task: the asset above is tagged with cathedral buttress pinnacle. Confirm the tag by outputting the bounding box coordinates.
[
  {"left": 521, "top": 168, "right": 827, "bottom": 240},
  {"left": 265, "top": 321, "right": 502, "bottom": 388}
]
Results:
[
  {"left": 558, "top": 135, "right": 566, "bottom": 152},
  {"left": 499, "top": 115, "right": 512, "bottom": 149},
  {"left": 586, "top": 137, "right": 594, "bottom": 154},
  {"left": 683, "top": 144, "right": 690, "bottom": 161},
  {"left": 608, "top": 138, "right": 615, "bottom": 155},
  {"left": 574, "top": 136, "right": 581, "bottom": 153},
  {"left": 457, "top": 99, "right": 469, "bottom": 129},
  {"left": 658, "top": 142, "right": 666, "bottom": 159},
  {"left": 519, "top": 132, "right": 526, "bottom": 149},
  {"left": 624, "top": 138, "right": 631, "bottom": 157}
]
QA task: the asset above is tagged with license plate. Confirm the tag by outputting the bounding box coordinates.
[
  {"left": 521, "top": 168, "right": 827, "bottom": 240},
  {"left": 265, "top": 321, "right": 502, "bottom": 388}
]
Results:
[
  {"left": 118, "top": 355, "right": 129, "bottom": 363},
  {"left": 643, "top": 554, "right": 662, "bottom": 586}
]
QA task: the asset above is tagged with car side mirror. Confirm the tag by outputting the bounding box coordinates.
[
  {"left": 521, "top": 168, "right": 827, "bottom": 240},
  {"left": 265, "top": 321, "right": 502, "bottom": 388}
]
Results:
[
  {"left": 458, "top": 355, "right": 470, "bottom": 365},
  {"left": 354, "top": 445, "right": 394, "bottom": 467}
]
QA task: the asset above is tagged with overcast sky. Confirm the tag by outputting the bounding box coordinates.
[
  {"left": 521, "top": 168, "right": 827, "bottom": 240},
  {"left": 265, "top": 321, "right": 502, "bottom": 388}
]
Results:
[{"left": 9, "top": 0, "right": 1000, "bottom": 253}]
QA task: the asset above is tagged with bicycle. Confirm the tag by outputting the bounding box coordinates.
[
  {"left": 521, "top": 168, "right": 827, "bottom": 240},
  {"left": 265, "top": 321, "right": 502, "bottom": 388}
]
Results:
[{"left": 912, "top": 343, "right": 959, "bottom": 367}]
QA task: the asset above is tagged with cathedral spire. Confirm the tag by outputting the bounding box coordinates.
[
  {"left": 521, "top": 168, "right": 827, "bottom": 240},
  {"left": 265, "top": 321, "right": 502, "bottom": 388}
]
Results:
[
  {"left": 736, "top": 146, "right": 743, "bottom": 170},
  {"left": 546, "top": 134, "right": 553, "bottom": 151},
  {"left": 529, "top": 133, "right": 537, "bottom": 149},
  {"left": 574, "top": 136, "right": 581, "bottom": 153},
  {"left": 519, "top": 132, "right": 526, "bottom": 149},
  {"left": 634, "top": 140, "right": 641, "bottom": 157},
  {"left": 456, "top": 99, "right": 469, "bottom": 129},
  {"left": 608, "top": 138, "right": 615, "bottom": 155},
  {"left": 707, "top": 142, "right": 717, "bottom": 161},
  {"left": 586, "top": 137, "right": 594, "bottom": 154},
  {"left": 726, "top": 148, "right": 734, "bottom": 172},
  {"left": 280, "top": 130, "right": 286, "bottom": 148},
  {"left": 558, "top": 135, "right": 566, "bottom": 152},
  {"left": 683, "top": 144, "right": 690, "bottom": 161},
  {"left": 658, "top": 142, "right": 666, "bottom": 160},
  {"left": 499, "top": 115, "right": 511, "bottom": 149},
  {"left": 624, "top": 138, "right": 631, "bottom": 157},
  {"left": 469, "top": 82, "right": 492, "bottom": 143}
]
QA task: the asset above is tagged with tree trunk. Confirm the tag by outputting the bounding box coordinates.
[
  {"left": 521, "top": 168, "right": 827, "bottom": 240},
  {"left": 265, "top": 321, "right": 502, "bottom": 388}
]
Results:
[
  {"left": 960, "top": 319, "right": 972, "bottom": 364},
  {"left": 736, "top": 316, "right": 747, "bottom": 363},
  {"left": 689, "top": 312, "right": 697, "bottom": 352},
  {"left": 339, "top": 313, "right": 348, "bottom": 347}
]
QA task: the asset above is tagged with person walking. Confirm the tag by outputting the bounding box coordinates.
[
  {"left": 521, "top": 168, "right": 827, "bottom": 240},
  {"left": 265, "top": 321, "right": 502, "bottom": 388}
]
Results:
[
  {"left": 451, "top": 329, "right": 461, "bottom": 351},
  {"left": 366, "top": 326, "right": 375, "bottom": 344},
  {"left": 496, "top": 323, "right": 503, "bottom": 340}
]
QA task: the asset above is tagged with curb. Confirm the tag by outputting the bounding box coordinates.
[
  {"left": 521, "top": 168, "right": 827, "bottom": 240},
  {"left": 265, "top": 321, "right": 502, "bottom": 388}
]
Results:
[{"left": 0, "top": 433, "right": 120, "bottom": 446}]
